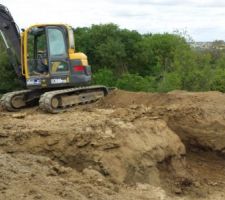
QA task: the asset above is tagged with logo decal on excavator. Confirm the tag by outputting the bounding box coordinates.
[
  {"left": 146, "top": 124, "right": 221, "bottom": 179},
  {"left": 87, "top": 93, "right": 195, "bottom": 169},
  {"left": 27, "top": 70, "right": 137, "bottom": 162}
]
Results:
[{"left": 27, "top": 79, "right": 41, "bottom": 86}]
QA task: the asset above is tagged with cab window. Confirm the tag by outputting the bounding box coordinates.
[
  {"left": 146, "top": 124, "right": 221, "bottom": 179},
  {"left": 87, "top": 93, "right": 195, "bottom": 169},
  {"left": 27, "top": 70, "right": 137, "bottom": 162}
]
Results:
[
  {"left": 48, "top": 28, "right": 66, "bottom": 56},
  {"left": 27, "top": 27, "right": 48, "bottom": 76}
]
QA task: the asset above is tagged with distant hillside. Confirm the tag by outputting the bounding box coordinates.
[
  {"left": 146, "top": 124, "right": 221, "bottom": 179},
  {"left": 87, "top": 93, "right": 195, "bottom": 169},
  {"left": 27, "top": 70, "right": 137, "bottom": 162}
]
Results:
[{"left": 191, "top": 40, "right": 225, "bottom": 50}]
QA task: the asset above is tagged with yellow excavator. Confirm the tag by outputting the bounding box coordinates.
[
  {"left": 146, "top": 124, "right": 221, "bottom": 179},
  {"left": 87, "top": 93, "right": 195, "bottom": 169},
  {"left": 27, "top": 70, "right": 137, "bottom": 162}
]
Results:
[{"left": 0, "top": 4, "right": 109, "bottom": 113}]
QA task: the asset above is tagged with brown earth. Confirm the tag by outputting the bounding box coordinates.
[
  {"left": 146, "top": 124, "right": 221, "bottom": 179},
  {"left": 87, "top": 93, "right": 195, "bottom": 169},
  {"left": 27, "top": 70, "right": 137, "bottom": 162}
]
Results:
[{"left": 0, "top": 90, "right": 225, "bottom": 200}]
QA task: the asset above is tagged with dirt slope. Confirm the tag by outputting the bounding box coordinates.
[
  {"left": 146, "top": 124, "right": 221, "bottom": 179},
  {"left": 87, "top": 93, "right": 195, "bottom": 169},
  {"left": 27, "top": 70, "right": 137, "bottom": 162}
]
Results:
[
  {"left": 0, "top": 90, "right": 225, "bottom": 200},
  {"left": 99, "top": 90, "right": 225, "bottom": 153}
]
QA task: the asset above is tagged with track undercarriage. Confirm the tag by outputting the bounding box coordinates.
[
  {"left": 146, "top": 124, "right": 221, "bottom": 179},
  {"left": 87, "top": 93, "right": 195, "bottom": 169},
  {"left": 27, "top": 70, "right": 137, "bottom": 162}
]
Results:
[{"left": 0, "top": 86, "right": 109, "bottom": 113}]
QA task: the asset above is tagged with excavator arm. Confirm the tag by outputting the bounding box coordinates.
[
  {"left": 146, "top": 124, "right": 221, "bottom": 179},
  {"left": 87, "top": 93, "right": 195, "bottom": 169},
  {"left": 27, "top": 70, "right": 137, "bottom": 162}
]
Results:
[{"left": 0, "top": 4, "right": 22, "bottom": 78}]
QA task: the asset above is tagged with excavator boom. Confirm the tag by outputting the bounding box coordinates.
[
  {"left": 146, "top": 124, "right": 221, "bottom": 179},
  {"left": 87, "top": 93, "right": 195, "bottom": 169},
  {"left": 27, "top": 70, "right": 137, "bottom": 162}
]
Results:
[{"left": 0, "top": 4, "right": 21, "bottom": 77}]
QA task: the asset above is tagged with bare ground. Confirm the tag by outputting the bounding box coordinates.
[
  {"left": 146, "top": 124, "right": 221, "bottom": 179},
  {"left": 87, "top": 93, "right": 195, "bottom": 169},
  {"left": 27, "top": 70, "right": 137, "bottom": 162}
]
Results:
[{"left": 0, "top": 90, "right": 225, "bottom": 200}]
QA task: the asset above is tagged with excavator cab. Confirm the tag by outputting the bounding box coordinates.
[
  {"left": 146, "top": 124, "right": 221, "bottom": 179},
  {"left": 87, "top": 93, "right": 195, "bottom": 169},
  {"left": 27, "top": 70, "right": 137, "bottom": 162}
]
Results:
[{"left": 23, "top": 24, "right": 92, "bottom": 89}]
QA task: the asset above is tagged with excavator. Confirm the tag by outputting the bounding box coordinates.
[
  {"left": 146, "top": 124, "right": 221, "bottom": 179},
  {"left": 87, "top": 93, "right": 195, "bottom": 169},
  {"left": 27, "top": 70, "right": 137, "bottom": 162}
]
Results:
[{"left": 0, "top": 4, "right": 109, "bottom": 113}]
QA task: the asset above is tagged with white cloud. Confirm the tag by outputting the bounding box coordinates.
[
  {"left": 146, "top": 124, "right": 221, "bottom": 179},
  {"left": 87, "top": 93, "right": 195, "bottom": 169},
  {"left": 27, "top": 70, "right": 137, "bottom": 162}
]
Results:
[
  {"left": 111, "top": 0, "right": 225, "bottom": 7},
  {"left": 1, "top": 0, "right": 225, "bottom": 41}
]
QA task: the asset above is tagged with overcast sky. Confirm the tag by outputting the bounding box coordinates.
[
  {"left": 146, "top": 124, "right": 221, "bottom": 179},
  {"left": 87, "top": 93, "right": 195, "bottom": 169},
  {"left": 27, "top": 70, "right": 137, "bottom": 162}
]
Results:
[{"left": 1, "top": 0, "right": 225, "bottom": 41}]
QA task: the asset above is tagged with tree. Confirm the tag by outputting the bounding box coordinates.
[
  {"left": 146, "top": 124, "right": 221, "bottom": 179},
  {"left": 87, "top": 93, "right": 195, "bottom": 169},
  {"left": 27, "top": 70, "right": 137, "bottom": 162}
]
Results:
[
  {"left": 75, "top": 23, "right": 142, "bottom": 75},
  {"left": 136, "top": 33, "right": 191, "bottom": 77}
]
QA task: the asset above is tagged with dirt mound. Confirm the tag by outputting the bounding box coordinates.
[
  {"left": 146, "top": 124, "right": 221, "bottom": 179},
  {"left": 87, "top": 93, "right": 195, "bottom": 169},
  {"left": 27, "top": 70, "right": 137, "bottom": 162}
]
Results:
[
  {"left": 1, "top": 90, "right": 225, "bottom": 199},
  {"left": 0, "top": 109, "right": 186, "bottom": 200},
  {"left": 0, "top": 108, "right": 186, "bottom": 185},
  {"left": 99, "top": 90, "right": 225, "bottom": 154},
  {"left": 99, "top": 90, "right": 224, "bottom": 109}
]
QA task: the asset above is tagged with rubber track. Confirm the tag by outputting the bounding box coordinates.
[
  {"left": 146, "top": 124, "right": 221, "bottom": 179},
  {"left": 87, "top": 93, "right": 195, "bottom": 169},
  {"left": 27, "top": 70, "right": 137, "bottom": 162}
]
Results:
[
  {"left": 39, "top": 85, "right": 108, "bottom": 114},
  {"left": 0, "top": 90, "right": 32, "bottom": 111}
]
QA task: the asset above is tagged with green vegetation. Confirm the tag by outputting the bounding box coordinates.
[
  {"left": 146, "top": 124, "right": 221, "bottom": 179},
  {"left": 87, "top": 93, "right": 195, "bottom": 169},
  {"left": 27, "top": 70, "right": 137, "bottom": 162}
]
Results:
[
  {"left": 1, "top": 23, "right": 225, "bottom": 93},
  {"left": 76, "top": 24, "right": 225, "bottom": 92}
]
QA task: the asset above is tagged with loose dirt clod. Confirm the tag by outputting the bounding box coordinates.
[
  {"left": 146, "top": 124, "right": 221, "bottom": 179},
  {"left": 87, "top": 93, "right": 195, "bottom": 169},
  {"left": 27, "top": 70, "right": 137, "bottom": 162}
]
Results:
[{"left": 0, "top": 90, "right": 225, "bottom": 200}]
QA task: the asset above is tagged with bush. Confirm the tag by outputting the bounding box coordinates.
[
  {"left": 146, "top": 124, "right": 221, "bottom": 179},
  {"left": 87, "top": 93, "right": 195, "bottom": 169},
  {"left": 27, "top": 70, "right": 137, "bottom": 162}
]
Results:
[
  {"left": 181, "top": 68, "right": 212, "bottom": 91},
  {"left": 93, "top": 69, "right": 158, "bottom": 92},
  {"left": 116, "top": 73, "right": 155, "bottom": 92},
  {"left": 157, "top": 72, "right": 182, "bottom": 92},
  {"left": 210, "top": 69, "right": 225, "bottom": 92},
  {"left": 92, "top": 68, "right": 116, "bottom": 87}
]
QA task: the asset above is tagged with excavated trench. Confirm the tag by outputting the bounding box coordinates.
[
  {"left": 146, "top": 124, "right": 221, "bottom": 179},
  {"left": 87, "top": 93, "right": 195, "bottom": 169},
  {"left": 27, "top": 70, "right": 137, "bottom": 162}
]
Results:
[{"left": 0, "top": 90, "right": 225, "bottom": 200}]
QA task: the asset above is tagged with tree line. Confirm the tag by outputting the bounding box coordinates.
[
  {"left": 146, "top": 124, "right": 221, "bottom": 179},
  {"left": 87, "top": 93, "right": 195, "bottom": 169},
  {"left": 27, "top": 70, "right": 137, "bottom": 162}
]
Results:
[
  {"left": 75, "top": 24, "right": 225, "bottom": 92},
  {"left": 1, "top": 23, "right": 225, "bottom": 93}
]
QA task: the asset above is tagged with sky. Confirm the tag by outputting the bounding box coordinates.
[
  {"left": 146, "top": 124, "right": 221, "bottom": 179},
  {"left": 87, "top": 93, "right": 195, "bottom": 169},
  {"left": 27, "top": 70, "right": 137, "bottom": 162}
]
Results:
[{"left": 1, "top": 0, "right": 225, "bottom": 41}]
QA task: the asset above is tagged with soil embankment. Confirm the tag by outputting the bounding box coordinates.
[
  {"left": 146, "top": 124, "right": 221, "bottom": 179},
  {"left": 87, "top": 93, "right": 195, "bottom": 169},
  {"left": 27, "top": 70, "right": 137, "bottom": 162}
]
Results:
[{"left": 0, "top": 90, "right": 225, "bottom": 200}]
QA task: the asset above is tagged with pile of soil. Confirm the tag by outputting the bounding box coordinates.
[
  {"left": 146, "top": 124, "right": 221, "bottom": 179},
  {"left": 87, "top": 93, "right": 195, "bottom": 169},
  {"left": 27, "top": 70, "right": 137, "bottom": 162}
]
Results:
[{"left": 0, "top": 90, "right": 225, "bottom": 199}]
